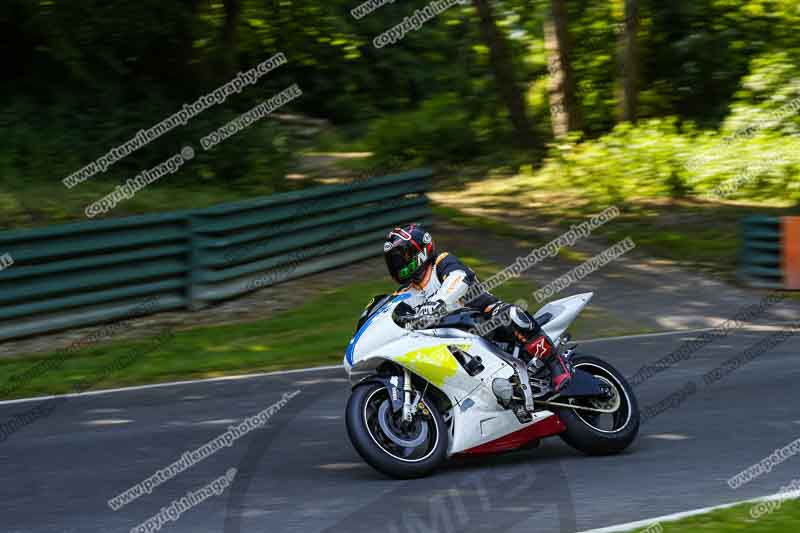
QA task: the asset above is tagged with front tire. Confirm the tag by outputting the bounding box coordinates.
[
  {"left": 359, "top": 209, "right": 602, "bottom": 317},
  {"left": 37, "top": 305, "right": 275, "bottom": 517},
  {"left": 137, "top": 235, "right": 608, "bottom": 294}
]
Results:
[
  {"left": 554, "top": 354, "right": 639, "bottom": 455},
  {"left": 346, "top": 381, "right": 448, "bottom": 479}
]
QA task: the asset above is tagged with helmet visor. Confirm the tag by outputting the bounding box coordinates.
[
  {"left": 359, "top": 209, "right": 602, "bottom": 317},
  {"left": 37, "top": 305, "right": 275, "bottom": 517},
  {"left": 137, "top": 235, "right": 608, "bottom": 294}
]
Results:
[{"left": 384, "top": 244, "right": 418, "bottom": 283}]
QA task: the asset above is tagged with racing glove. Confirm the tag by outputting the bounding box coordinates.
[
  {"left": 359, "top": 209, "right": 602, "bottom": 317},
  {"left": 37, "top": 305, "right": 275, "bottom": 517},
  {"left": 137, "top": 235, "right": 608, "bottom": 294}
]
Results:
[{"left": 413, "top": 299, "right": 447, "bottom": 329}]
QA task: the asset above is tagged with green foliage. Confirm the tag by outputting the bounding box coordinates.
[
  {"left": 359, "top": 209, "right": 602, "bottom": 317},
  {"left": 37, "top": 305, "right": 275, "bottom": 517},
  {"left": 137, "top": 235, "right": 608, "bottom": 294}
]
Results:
[
  {"left": 0, "top": 91, "right": 296, "bottom": 191},
  {"left": 2, "top": 0, "right": 800, "bottom": 227},
  {"left": 539, "top": 118, "right": 695, "bottom": 201},
  {"left": 724, "top": 51, "right": 800, "bottom": 136},
  {"left": 538, "top": 116, "right": 799, "bottom": 203},
  {"left": 364, "top": 94, "right": 481, "bottom": 165}
]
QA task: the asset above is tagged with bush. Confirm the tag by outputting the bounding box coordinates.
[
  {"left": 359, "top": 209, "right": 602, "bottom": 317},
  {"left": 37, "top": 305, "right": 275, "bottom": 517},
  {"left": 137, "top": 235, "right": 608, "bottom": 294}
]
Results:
[
  {"left": 0, "top": 90, "right": 296, "bottom": 192},
  {"left": 364, "top": 94, "right": 480, "bottom": 166},
  {"left": 537, "top": 116, "right": 799, "bottom": 204},
  {"left": 538, "top": 118, "right": 696, "bottom": 202}
]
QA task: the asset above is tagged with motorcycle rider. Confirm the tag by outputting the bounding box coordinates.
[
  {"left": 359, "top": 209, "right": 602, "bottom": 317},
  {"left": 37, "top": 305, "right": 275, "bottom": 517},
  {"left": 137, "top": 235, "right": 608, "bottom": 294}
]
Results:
[{"left": 382, "top": 223, "right": 573, "bottom": 392}]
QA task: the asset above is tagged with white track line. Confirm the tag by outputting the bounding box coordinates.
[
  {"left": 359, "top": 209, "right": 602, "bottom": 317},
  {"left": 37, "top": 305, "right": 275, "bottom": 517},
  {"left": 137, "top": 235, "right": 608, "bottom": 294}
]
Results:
[
  {"left": 576, "top": 323, "right": 797, "bottom": 344},
  {"left": 0, "top": 365, "right": 341, "bottom": 406},
  {"left": 576, "top": 327, "right": 716, "bottom": 344},
  {"left": 0, "top": 324, "right": 792, "bottom": 406},
  {"left": 576, "top": 491, "right": 800, "bottom": 532}
]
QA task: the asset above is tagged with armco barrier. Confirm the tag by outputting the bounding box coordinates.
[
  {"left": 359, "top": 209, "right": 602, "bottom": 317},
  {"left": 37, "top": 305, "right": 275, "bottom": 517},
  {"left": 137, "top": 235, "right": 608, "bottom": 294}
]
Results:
[
  {"left": 739, "top": 215, "right": 798, "bottom": 289},
  {"left": 0, "top": 169, "right": 431, "bottom": 341}
]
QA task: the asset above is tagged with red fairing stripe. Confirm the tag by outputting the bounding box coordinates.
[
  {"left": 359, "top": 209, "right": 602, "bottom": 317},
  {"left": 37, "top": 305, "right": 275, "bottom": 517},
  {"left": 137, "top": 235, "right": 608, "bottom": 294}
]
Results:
[{"left": 456, "top": 415, "right": 566, "bottom": 456}]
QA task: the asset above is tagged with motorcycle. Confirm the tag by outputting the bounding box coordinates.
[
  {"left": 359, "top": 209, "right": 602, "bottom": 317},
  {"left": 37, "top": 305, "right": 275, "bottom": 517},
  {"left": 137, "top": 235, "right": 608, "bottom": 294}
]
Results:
[{"left": 343, "top": 291, "right": 639, "bottom": 478}]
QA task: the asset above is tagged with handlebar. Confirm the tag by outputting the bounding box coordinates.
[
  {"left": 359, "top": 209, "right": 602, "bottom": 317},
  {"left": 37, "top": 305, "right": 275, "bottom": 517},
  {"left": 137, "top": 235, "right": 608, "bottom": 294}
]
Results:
[
  {"left": 393, "top": 303, "right": 481, "bottom": 331},
  {"left": 392, "top": 302, "right": 442, "bottom": 329}
]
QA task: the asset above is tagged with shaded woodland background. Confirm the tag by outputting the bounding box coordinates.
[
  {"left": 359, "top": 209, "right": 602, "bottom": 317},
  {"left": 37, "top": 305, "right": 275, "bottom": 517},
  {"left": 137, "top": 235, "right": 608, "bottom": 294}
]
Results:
[{"left": 1, "top": 0, "right": 799, "bottom": 228}]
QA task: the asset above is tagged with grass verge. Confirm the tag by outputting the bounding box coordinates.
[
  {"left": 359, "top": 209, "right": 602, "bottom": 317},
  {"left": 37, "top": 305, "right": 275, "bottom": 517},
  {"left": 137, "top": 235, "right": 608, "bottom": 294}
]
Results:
[
  {"left": 0, "top": 253, "right": 649, "bottom": 400},
  {"left": 624, "top": 496, "right": 800, "bottom": 532}
]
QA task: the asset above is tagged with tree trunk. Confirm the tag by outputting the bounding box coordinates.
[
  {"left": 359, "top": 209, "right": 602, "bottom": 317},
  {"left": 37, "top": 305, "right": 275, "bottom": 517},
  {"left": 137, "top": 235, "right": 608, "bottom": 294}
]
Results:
[
  {"left": 180, "top": 0, "right": 200, "bottom": 81},
  {"left": 221, "top": 0, "right": 241, "bottom": 76},
  {"left": 473, "top": 0, "right": 537, "bottom": 148},
  {"left": 545, "top": 0, "right": 581, "bottom": 137},
  {"left": 619, "top": 0, "right": 639, "bottom": 122}
]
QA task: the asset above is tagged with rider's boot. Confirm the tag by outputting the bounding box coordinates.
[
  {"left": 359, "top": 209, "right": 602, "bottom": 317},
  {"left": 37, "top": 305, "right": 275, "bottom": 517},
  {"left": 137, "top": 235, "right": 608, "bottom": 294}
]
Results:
[
  {"left": 544, "top": 349, "right": 573, "bottom": 393},
  {"left": 501, "top": 304, "right": 573, "bottom": 393},
  {"left": 521, "top": 333, "right": 572, "bottom": 393}
]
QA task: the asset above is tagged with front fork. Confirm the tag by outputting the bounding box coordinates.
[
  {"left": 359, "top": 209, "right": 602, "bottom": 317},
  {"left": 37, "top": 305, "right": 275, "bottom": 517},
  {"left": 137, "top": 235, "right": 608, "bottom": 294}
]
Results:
[{"left": 401, "top": 368, "right": 420, "bottom": 423}]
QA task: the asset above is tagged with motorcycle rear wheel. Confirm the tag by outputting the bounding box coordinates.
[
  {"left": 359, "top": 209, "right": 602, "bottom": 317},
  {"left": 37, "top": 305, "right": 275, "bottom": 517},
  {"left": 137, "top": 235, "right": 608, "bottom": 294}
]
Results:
[{"left": 554, "top": 354, "right": 640, "bottom": 455}]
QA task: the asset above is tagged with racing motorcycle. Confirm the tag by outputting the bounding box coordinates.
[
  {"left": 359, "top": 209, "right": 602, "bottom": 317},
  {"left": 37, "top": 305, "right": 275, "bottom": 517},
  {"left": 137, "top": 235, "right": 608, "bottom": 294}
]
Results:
[{"left": 343, "top": 292, "right": 639, "bottom": 478}]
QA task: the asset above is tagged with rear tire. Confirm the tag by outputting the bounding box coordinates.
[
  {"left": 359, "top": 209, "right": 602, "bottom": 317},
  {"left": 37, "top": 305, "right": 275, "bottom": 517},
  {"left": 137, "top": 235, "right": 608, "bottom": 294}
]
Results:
[
  {"left": 346, "top": 381, "right": 448, "bottom": 479},
  {"left": 554, "top": 354, "right": 639, "bottom": 455}
]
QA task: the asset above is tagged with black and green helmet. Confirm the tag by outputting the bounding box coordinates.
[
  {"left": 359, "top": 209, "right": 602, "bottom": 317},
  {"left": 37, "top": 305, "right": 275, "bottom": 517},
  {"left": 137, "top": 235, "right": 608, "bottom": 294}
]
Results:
[{"left": 383, "top": 223, "right": 435, "bottom": 284}]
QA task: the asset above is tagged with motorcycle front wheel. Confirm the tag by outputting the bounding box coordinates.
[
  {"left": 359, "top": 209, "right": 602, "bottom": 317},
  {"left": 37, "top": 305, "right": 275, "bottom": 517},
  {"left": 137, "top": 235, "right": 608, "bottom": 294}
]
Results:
[{"left": 345, "top": 380, "right": 448, "bottom": 479}]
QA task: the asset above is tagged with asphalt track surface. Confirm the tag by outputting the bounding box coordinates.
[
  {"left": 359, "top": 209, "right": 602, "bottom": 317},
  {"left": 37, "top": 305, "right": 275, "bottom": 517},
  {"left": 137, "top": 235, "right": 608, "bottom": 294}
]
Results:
[{"left": 2, "top": 328, "right": 800, "bottom": 533}]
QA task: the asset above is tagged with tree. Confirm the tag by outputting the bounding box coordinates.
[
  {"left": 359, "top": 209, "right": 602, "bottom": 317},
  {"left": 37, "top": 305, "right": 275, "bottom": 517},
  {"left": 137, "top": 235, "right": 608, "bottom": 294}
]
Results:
[
  {"left": 177, "top": 0, "right": 201, "bottom": 81},
  {"left": 473, "top": 0, "right": 537, "bottom": 148},
  {"left": 619, "top": 0, "right": 639, "bottom": 122},
  {"left": 220, "top": 0, "right": 242, "bottom": 76},
  {"left": 545, "top": 0, "right": 581, "bottom": 137}
]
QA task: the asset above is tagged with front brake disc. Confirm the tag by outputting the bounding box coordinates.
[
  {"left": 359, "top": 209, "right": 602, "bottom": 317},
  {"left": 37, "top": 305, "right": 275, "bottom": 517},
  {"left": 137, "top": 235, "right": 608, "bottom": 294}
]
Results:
[{"left": 377, "top": 400, "right": 428, "bottom": 447}]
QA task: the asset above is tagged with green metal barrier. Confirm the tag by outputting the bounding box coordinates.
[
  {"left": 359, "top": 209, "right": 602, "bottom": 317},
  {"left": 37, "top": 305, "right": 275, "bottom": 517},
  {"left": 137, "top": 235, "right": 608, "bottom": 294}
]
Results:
[
  {"left": 739, "top": 216, "right": 783, "bottom": 288},
  {"left": 0, "top": 169, "right": 432, "bottom": 341}
]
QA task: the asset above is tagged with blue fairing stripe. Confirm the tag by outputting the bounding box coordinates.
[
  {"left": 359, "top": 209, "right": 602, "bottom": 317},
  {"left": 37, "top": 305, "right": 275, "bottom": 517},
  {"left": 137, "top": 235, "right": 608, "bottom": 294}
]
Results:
[{"left": 346, "top": 293, "right": 411, "bottom": 365}]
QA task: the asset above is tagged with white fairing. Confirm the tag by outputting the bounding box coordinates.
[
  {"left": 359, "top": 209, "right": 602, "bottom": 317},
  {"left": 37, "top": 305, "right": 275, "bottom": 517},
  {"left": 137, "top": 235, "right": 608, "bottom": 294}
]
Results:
[
  {"left": 344, "top": 292, "right": 592, "bottom": 455},
  {"left": 537, "top": 292, "right": 593, "bottom": 346}
]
